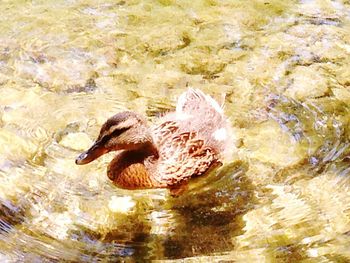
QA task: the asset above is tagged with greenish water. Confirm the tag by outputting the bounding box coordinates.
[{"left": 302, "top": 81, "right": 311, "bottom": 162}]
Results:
[{"left": 0, "top": 0, "right": 350, "bottom": 262}]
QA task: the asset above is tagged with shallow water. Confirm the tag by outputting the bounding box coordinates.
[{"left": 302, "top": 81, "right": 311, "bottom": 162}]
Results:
[{"left": 1, "top": 0, "right": 350, "bottom": 262}]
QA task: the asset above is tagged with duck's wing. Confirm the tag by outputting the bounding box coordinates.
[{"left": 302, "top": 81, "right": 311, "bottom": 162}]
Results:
[
  {"left": 155, "top": 131, "right": 221, "bottom": 186},
  {"left": 152, "top": 120, "right": 179, "bottom": 148}
]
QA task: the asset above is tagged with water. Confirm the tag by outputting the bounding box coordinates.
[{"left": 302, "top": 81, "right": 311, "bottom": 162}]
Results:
[{"left": 0, "top": 0, "right": 350, "bottom": 261}]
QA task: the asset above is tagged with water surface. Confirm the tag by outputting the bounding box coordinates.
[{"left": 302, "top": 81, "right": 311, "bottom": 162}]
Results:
[{"left": 0, "top": 0, "right": 350, "bottom": 262}]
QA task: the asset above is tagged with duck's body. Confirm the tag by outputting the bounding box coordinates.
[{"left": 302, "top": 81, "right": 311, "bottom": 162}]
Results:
[{"left": 76, "top": 89, "right": 231, "bottom": 192}]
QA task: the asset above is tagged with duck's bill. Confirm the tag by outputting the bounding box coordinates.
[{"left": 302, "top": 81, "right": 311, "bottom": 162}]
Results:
[{"left": 75, "top": 142, "right": 107, "bottom": 165}]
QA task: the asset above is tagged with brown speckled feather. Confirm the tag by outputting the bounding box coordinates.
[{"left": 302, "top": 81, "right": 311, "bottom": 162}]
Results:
[{"left": 152, "top": 129, "right": 220, "bottom": 186}]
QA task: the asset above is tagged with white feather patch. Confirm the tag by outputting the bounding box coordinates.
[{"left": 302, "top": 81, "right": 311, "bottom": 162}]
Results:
[
  {"left": 176, "top": 92, "right": 187, "bottom": 114},
  {"left": 176, "top": 88, "right": 224, "bottom": 115},
  {"left": 213, "top": 128, "right": 227, "bottom": 141},
  {"left": 176, "top": 112, "right": 192, "bottom": 120},
  {"left": 203, "top": 92, "right": 223, "bottom": 114}
]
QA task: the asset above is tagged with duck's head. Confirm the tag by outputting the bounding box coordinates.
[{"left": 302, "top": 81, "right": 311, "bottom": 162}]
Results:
[{"left": 75, "top": 111, "right": 157, "bottom": 165}]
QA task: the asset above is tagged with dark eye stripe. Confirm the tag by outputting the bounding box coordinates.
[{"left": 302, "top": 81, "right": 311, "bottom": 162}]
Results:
[{"left": 100, "top": 127, "right": 129, "bottom": 144}]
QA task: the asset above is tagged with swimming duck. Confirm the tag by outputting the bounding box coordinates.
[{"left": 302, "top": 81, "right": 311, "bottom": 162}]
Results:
[{"left": 75, "top": 89, "right": 232, "bottom": 193}]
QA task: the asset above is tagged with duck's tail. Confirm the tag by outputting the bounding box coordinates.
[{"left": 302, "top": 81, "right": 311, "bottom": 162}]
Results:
[
  {"left": 175, "top": 88, "right": 234, "bottom": 160},
  {"left": 176, "top": 88, "right": 224, "bottom": 118}
]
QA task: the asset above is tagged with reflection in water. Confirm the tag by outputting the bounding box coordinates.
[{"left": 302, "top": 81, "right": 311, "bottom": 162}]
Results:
[
  {"left": 163, "top": 162, "right": 251, "bottom": 259},
  {"left": 1, "top": 0, "right": 350, "bottom": 261}
]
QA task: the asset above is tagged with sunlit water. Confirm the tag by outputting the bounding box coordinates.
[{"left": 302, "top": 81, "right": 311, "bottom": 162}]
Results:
[{"left": 0, "top": 0, "right": 350, "bottom": 262}]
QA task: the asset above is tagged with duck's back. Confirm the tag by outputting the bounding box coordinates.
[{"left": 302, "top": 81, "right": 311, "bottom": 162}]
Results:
[{"left": 151, "top": 89, "right": 231, "bottom": 186}]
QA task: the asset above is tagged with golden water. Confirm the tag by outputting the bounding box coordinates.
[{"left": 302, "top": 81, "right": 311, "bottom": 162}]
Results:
[{"left": 0, "top": 0, "right": 350, "bottom": 261}]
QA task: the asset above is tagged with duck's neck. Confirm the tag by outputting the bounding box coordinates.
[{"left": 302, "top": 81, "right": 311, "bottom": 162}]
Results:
[
  {"left": 142, "top": 141, "right": 159, "bottom": 159},
  {"left": 107, "top": 143, "right": 164, "bottom": 189}
]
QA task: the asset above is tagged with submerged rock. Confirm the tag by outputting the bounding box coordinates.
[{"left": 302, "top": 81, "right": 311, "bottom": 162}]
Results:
[
  {"left": 284, "top": 65, "right": 329, "bottom": 100},
  {"left": 243, "top": 120, "right": 306, "bottom": 166},
  {"left": 0, "top": 129, "right": 37, "bottom": 162},
  {"left": 59, "top": 132, "right": 92, "bottom": 151}
]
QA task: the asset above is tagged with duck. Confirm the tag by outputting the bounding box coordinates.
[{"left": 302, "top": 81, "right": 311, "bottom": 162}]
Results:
[{"left": 75, "top": 88, "right": 232, "bottom": 193}]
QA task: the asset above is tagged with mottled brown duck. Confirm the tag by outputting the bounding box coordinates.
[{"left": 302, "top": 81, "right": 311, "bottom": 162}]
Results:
[{"left": 75, "top": 89, "right": 232, "bottom": 193}]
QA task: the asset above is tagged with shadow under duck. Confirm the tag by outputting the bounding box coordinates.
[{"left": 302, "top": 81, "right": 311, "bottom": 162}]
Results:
[{"left": 76, "top": 89, "right": 232, "bottom": 193}]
